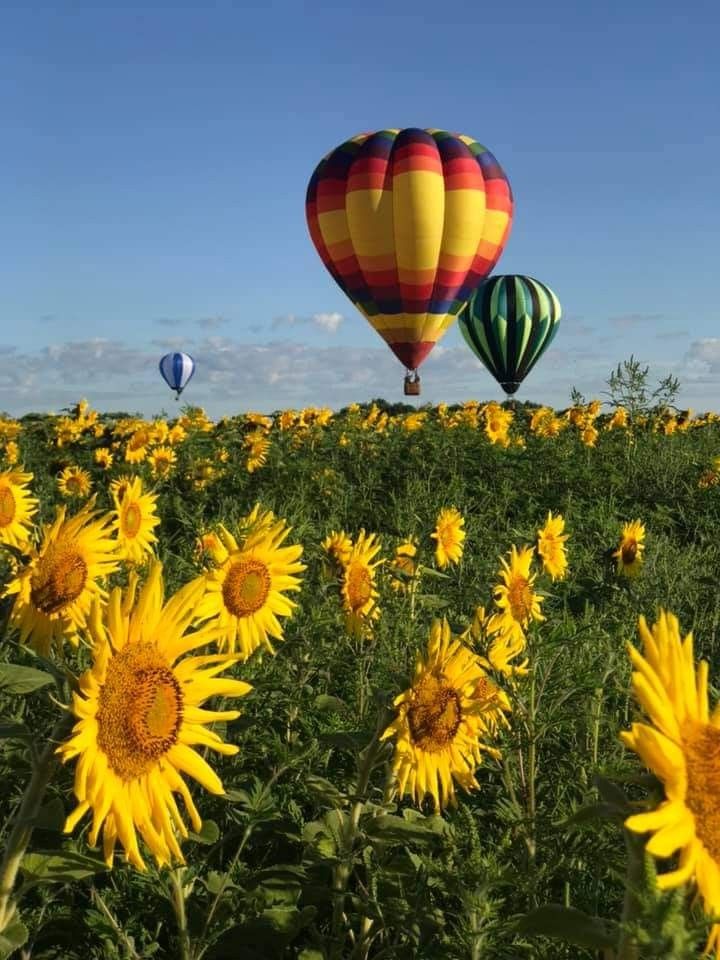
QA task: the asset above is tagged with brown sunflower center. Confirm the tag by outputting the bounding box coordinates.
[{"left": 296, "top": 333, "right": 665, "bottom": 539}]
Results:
[
  {"left": 683, "top": 722, "right": 720, "bottom": 863},
  {"left": 407, "top": 672, "right": 462, "bottom": 753},
  {"left": 30, "top": 547, "right": 88, "bottom": 615},
  {"left": 508, "top": 576, "right": 533, "bottom": 622},
  {"left": 0, "top": 485, "right": 16, "bottom": 527},
  {"left": 621, "top": 540, "right": 638, "bottom": 564},
  {"left": 96, "top": 644, "right": 183, "bottom": 780},
  {"left": 223, "top": 558, "right": 271, "bottom": 617},
  {"left": 122, "top": 502, "right": 142, "bottom": 538},
  {"left": 346, "top": 561, "right": 372, "bottom": 611},
  {"left": 66, "top": 475, "right": 83, "bottom": 494}
]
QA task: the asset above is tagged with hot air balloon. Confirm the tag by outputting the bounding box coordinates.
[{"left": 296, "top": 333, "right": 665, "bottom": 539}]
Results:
[
  {"left": 458, "top": 275, "right": 561, "bottom": 396},
  {"left": 306, "top": 128, "right": 513, "bottom": 395},
  {"left": 159, "top": 352, "right": 195, "bottom": 399}
]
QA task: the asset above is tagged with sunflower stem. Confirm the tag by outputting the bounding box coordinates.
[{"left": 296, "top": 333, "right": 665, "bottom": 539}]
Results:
[
  {"left": 616, "top": 828, "right": 645, "bottom": 959},
  {"left": 170, "top": 866, "right": 192, "bottom": 960},
  {"left": 0, "top": 711, "right": 73, "bottom": 932},
  {"left": 329, "top": 729, "right": 384, "bottom": 960}
]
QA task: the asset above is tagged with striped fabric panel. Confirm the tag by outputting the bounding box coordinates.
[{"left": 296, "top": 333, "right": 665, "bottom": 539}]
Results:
[
  {"left": 159, "top": 352, "right": 195, "bottom": 393},
  {"left": 458, "top": 276, "right": 561, "bottom": 394},
  {"left": 306, "top": 128, "right": 513, "bottom": 371}
]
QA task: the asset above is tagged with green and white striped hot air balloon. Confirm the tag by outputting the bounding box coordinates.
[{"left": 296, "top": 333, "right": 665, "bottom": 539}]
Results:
[{"left": 459, "top": 275, "right": 561, "bottom": 395}]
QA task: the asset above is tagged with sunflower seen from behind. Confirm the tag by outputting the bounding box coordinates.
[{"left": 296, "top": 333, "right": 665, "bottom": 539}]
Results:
[
  {"left": 193, "top": 507, "right": 305, "bottom": 659},
  {"left": 613, "top": 519, "right": 645, "bottom": 578},
  {"left": 621, "top": 610, "right": 720, "bottom": 957},
  {"left": 112, "top": 476, "right": 160, "bottom": 565},
  {"left": 430, "top": 507, "right": 465, "bottom": 571},
  {"left": 381, "top": 619, "right": 511, "bottom": 812},
  {"left": 0, "top": 469, "right": 39, "bottom": 550},
  {"left": 59, "top": 562, "right": 251, "bottom": 870},
  {"left": 3, "top": 499, "right": 119, "bottom": 655}
]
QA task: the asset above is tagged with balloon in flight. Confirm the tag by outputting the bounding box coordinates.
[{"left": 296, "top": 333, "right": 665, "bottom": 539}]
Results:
[
  {"left": 458, "top": 275, "right": 561, "bottom": 395},
  {"left": 159, "top": 352, "right": 196, "bottom": 399},
  {"left": 306, "top": 128, "right": 513, "bottom": 393}
]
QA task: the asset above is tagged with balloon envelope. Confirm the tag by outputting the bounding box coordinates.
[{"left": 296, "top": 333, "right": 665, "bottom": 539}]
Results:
[
  {"left": 459, "top": 275, "right": 561, "bottom": 394},
  {"left": 306, "top": 128, "right": 513, "bottom": 371},
  {"left": 159, "top": 352, "right": 195, "bottom": 396}
]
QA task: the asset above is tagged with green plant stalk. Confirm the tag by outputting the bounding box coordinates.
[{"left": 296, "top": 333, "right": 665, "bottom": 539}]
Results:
[
  {"left": 526, "top": 660, "right": 537, "bottom": 866},
  {"left": 616, "top": 828, "right": 646, "bottom": 960},
  {"left": 0, "top": 711, "right": 73, "bottom": 932},
  {"left": 170, "top": 866, "right": 191, "bottom": 960},
  {"left": 329, "top": 735, "right": 384, "bottom": 960}
]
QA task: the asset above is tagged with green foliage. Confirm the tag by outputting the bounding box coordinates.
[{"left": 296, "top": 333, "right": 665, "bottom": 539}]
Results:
[
  {"left": 1, "top": 401, "right": 719, "bottom": 958},
  {"left": 602, "top": 354, "right": 682, "bottom": 418}
]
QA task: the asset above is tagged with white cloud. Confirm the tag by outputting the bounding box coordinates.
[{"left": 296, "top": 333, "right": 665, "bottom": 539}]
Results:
[
  {"left": 272, "top": 312, "right": 345, "bottom": 334},
  {"left": 312, "top": 312, "right": 343, "bottom": 333},
  {"left": 197, "top": 315, "right": 230, "bottom": 329}
]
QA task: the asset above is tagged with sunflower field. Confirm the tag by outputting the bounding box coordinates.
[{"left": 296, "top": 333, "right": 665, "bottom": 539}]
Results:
[{"left": 1, "top": 396, "right": 720, "bottom": 959}]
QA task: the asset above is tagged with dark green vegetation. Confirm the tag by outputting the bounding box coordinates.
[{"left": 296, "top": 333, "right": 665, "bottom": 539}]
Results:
[{"left": 1, "top": 403, "right": 719, "bottom": 959}]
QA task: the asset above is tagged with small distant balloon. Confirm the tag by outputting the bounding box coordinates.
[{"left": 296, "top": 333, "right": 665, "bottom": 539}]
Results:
[
  {"left": 159, "top": 352, "right": 195, "bottom": 399},
  {"left": 459, "top": 275, "right": 561, "bottom": 395}
]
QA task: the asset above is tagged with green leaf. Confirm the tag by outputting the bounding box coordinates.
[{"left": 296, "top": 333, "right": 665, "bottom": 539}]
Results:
[
  {"left": 313, "top": 694, "right": 346, "bottom": 713},
  {"left": 188, "top": 819, "right": 220, "bottom": 845},
  {"left": 298, "top": 951, "right": 324, "bottom": 960},
  {"left": 562, "top": 801, "right": 627, "bottom": 828},
  {"left": 516, "top": 904, "right": 618, "bottom": 949},
  {"left": 364, "top": 813, "right": 447, "bottom": 845},
  {"left": 0, "top": 722, "right": 33, "bottom": 742},
  {"left": 319, "top": 731, "right": 368, "bottom": 752},
  {"left": 21, "top": 850, "right": 108, "bottom": 883},
  {"left": 0, "top": 918, "right": 28, "bottom": 960},
  {"left": 593, "top": 773, "right": 632, "bottom": 812},
  {"left": 305, "top": 774, "right": 346, "bottom": 807},
  {"left": 0, "top": 664, "right": 54, "bottom": 695},
  {"left": 32, "top": 797, "right": 66, "bottom": 831}
]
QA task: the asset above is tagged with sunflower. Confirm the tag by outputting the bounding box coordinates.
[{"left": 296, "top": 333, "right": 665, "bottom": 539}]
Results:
[
  {"left": 487, "top": 545, "right": 545, "bottom": 644},
  {"left": 537, "top": 511, "right": 569, "bottom": 581},
  {"left": 193, "top": 513, "right": 305, "bottom": 659},
  {"left": 0, "top": 470, "right": 39, "bottom": 549},
  {"left": 246, "top": 436, "right": 270, "bottom": 473},
  {"left": 112, "top": 476, "right": 160, "bottom": 565},
  {"left": 149, "top": 446, "right": 177, "bottom": 479},
  {"left": 463, "top": 605, "right": 529, "bottom": 679},
  {"left": 341, "top": 530, "right": 383, "bottom": 637},
  {"left": 621, "top": 611, "right": 720, "bottom": 957},
  {"left": 321, "top": 529, "right": 353, "bottom": 581},
  {"left": 94, "top": 448, "right": 114, "bottom": 470},
  {"left": 59, "top": 563, "right": 251, "bottom": 869},
  {"left": 109, "top": 474, "right": 136, "bottom": 503},
  {"left": 3, "top": 500, "right": 119, "bottom": 655},
  {"left": 389, "top": 537, "right": 419, "bottom": 593},
  {"left": 381, "top": 618, "right": 511, "bottom": 811},
  {"left": 613, "top": 519, "right": 646, "bottom": 578},
  {"left": 430, "top": 507, "right": 466, "bottom": 570},
  {"left": 4, "top": 440, "right": 19, "bottom": 465},
  {"left": 58, "top": 466, "right": 93, "bottom": 499}
]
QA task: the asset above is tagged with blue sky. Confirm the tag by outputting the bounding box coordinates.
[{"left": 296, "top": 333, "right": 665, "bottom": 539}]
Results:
[{"left": 1, "top": 0, "right": 718, "bottom": 417}]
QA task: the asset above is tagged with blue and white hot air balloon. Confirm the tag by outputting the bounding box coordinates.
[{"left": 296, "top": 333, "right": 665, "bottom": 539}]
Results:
[{"left": 159, "top": 352, "right": 196, "bottom": 399}]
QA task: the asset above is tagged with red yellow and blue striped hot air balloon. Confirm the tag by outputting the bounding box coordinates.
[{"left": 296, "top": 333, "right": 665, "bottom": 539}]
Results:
[
  {"left": 458, "top": 275, "right": 561, "bottom": 395},
  {"left": 305, "top": 128, "right": 513, "bottom": 395}
]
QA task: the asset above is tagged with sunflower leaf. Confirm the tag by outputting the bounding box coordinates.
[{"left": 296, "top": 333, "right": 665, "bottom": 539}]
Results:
[
  {"left": 313, "top": 694, "right": 347, "bottom": 713},
  {"left": 0, "top": 918, "right": 28, "bottom": 960},
  {"left": 0, "top": 664, "right": 54, "bottom": 695},
  {"left": 516, "top": 904, "right": 618, "bottom": 949},
  {"left": 188, "top": 819, "right": 220, "bottom": 845},
  {"left": 21, "top": 850, "right": 108, "bottom": 883},
  {"left": 560, "top": 801, "right": 627, "bottom": 828},
  {"left": 0, "top": 722, "right": 33, "bottom": 742}
]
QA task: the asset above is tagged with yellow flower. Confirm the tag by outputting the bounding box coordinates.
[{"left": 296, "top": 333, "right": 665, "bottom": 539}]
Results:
[
  {"left": 389, "top": 537, "right": 419, "bottom": 593},
  {"left": 581, "top": 425, "right": 598, "bottom": 447},
  {"left": 94, "top": 448, "right": 114, "bottom": 470},
  {"left": 430, "top": 507, "right": 465, "bottom": 570},
  {"left": 112, "top": 476, "right": 160, "bottom": 565},
  {"left": 0, "top": 470, "right": 39, "bottom": 549},
  {"left": 246, "top": 436, "right": 270, "bottom": 473},
  {"left": 4, "top": 441, "right": 19, "bottom": 465},
  {"left": 537, "top": 511, "right": 569, "bottom": 581},
  {"left": 3, "top": 500, "right": 119, "bottom": 655},
  {"left": 321, "top": 529, "right": 353, "bottom": 580},
  {"left": 487, "top": 545, "right": 545, "bottom": 643},
  {"left": 149, "top": 445, "right": 177, "bottom": 479},
  {"left": 58, "top": 563, "right": 251, "bottom": 869},
  {"left": 607, "top": 407, "right": 629, "bottom": 430},
  {"left": 621, "top": 611, "right": 720, "bottom": 957},
  {"left": 613, "top": 520, "right": 645, "bottom": 578},
  {"left": 193, "top": 511, "right": 305, "bottom": 659},
  {"left": 381, "top": 619, "right": 511, "bottom": 811},
  {"left": 58, "top": 466, "right": 93, "bottom": 499},
  {"left": 341, "top": 530, "right": 382, "bottom": 637}
]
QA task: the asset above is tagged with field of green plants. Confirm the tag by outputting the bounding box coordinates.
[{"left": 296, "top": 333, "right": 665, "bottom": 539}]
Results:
[{"left": 2, "top": 371, "right": 720, "bottom": 959}]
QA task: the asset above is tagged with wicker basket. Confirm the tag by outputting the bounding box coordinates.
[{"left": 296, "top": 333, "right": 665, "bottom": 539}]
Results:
[{"left": 404, "top": 376, "right": 421, "bottom": 396}]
